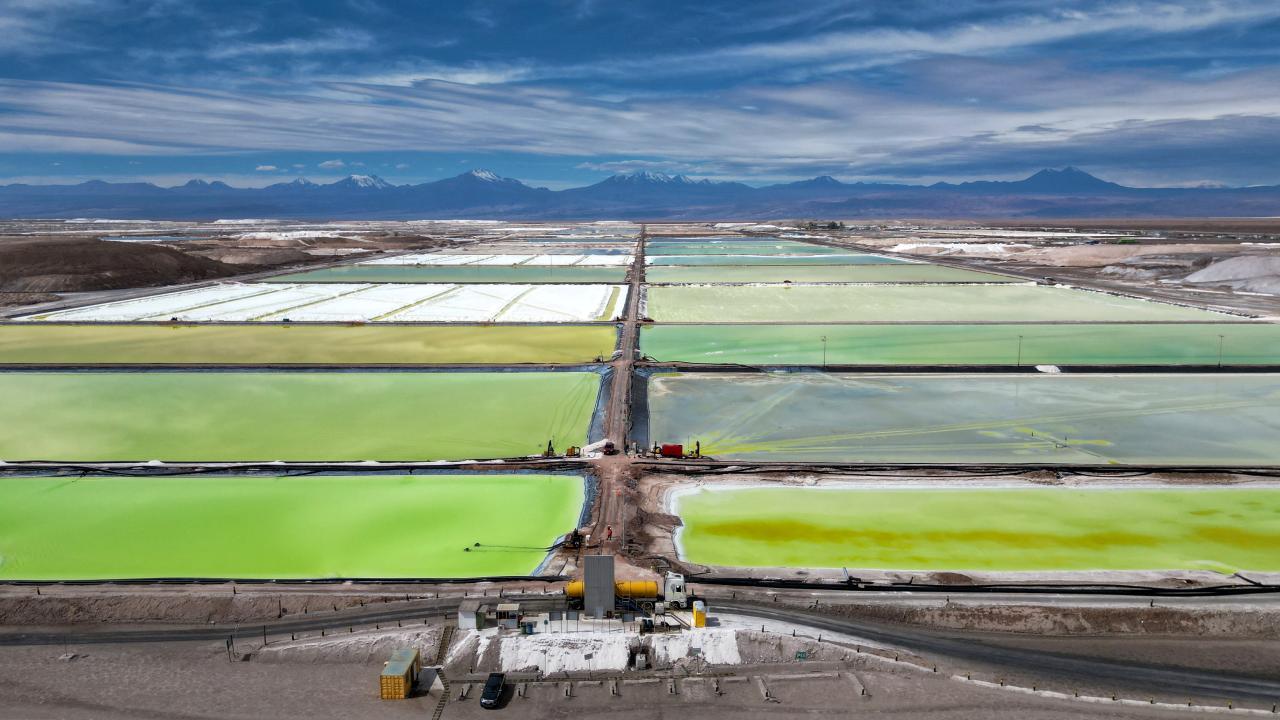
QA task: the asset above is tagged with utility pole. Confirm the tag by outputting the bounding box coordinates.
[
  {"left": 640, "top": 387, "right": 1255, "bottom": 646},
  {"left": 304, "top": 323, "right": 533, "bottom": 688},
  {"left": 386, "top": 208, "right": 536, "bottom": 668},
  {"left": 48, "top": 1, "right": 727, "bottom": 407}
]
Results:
[
  {"left": 1016, "top": 334, "right": 1024, "bottom": 367},
  {"left": 1218, "top": 334, "right": 1225, "bottom": 368},
  {"left": 821, "top": 335, "right": 828, "bottom": 368}
]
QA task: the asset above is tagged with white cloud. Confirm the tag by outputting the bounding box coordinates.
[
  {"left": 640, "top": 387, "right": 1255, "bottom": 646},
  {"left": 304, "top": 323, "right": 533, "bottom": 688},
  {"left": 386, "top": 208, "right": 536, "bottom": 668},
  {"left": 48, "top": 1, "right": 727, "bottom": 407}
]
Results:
[
  {"left": 2, "top": 53, "right": 1280, "bottom": 184},
  {"left": 348, "top": 62, "right": 535, "bottom": 87},
  {"left": 395, "top": 163, "right": 410, "bottom": 169},
  {"left": 566, "top": 1, "right": 1280, "bottom": 82},
  {"left": 206, "top": 29, "right": 374, "bottom": 60},
  {"left": 255, "top": 164, "right": 278, "bottom": 171}
]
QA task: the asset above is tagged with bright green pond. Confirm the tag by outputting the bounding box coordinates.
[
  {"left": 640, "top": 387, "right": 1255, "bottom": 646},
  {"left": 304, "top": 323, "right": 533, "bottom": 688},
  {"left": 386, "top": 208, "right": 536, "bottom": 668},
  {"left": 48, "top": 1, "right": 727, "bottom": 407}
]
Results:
[
  {"left": 641, "top": 324, "right": 1280, "bottom": 366},
  {"left": 0, "top": 474, "right": 584, "bottom": 579},
  {"left": 0, "top": 371, "right": 600, "bottom": 462},
  {"left": 647, "top": 372, "right": 1280, "bottom": 465},
  {"left": 269, "top": 265, "right": 626, "bottom": 284},
  {"left": 675, "top": 486, "right": 1280, "bottom": 572}
]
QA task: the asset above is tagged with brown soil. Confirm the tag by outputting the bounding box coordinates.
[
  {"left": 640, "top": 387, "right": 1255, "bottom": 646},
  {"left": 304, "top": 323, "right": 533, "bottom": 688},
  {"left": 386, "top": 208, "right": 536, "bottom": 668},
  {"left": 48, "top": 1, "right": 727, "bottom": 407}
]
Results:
[
  {"left": 0, "top": 237, "right": 243, "bottom": 293},
  {"left": 0, "top": 291, "right": 61, "bottom": 308},
  {"left": 183, "top": 246, "right": 326, "bottom": 266}
]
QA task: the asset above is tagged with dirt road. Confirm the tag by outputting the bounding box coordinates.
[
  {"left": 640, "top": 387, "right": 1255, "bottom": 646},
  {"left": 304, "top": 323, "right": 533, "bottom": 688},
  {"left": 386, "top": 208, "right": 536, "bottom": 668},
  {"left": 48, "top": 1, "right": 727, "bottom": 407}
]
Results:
[{"left": 586, "top": 226, "right": 646, "bottom": 563}]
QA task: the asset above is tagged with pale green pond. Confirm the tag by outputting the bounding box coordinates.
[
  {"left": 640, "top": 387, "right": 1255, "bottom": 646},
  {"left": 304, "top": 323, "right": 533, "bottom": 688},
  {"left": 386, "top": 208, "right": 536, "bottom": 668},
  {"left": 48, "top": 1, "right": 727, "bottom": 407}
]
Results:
[{"left": 647, "top": 372, "right": 1280, "bottom": 465}]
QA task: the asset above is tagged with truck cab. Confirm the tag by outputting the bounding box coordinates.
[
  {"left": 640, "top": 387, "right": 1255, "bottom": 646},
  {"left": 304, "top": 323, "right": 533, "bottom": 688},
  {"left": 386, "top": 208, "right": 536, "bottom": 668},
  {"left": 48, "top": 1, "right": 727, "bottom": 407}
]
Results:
[{"left": 663, "top": 572, "right": 688, "bottom": 609}]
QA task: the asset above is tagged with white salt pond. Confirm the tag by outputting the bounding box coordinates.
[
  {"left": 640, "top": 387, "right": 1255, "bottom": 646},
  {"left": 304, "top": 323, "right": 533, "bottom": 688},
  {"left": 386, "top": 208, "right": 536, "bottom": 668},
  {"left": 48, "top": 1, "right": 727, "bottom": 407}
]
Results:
[{"left": 24, "top": 283, "right": 626, "bottom": 323}]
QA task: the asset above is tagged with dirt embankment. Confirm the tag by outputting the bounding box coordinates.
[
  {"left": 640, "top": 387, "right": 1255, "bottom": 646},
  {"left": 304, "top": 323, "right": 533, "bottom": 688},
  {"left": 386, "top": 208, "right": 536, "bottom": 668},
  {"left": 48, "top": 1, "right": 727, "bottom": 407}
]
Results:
[
  {"left": 0, "top": 237, "right": 243, "bottom": 294},
  {"left": 0, "top": 234, "right": 459, "bottom": 306},
  {"left": 822, "top": 601, "right": 1280, "bottom": 638},
  {"left": 0, "top": 591, "right": 420, "bottom": 626}
]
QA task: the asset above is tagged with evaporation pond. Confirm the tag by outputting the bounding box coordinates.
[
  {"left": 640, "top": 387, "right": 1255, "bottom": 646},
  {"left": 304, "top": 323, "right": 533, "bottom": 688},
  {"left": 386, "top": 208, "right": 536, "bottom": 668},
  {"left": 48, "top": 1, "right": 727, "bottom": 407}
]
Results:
[
  {"left": 0, "top": 371, "right": 601, "bottom": 462},
  {"left": 645, "top": 264, "right": 1014, "bottom": 284},
  {"left": 269, "top": 264, "right": 626, "bottom": 284},
  {"left": 0, "top": 324, "right": 618, "bottom": 365},
  {"left": 0, "top": 474, "right": 583, "bottom": 579},
  {"left": 674, "top": 486, "right": 1280, "bottom": 572},
  {"left": 640, "top": 323, "right": 1280, "bottom": 366},
  {"left": 647, "top": 254, "right": 907, "bottom": 266},
  {"left": 647, "top": 242, "right": 852, "bottom": 256},
  {"left": 646, "top": 372, "right": 1280, "bottom": 465},
  {"left": 645, "top": 284, "right": 1235, "bottom": 322}
]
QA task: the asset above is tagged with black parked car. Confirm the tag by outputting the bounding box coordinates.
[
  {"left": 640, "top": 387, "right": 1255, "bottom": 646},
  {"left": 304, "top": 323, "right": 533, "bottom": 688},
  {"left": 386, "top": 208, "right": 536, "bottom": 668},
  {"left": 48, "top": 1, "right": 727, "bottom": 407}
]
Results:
[{"left": 480, "top": 672, "right": 506, "bottom": 709}]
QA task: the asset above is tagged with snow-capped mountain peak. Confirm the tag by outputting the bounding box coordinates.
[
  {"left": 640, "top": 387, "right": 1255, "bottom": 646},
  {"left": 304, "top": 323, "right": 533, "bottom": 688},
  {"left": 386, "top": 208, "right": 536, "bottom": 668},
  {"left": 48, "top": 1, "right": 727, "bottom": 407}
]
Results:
[
  {"left": 466, "top": 169, "right": 503, "bottom": 182},
  {"left": 340, "top": 174, "right": 392, "bottom": 189},
  {"left": 612, "top": 171, "right": 701, "bottom": 184}
]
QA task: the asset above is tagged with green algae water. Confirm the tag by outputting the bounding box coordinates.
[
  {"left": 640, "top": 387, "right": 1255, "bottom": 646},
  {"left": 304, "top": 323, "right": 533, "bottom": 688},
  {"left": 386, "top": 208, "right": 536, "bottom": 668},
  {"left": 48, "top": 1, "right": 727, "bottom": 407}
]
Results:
[
  {"left": 0, "top": 324, "right": 617, "bottom": 365},
  {"left": 675, "top": 486, "right": 1280, "bottom": 573},
  {"left": 640, "top": 323, "right": 1280, "bottom": 366},
  {"left": 645, "top": 284, "right": 1238, "bottom": 323},
  {"left": 0, "top": 371, "right": 601, "bottom": 462},
  {"left": 0, "top": 474, "right": 583, "bottom": 579},
  {"left": 270, "top": 264, "right": 626, "bottom": 284},
  {"left": 644, "top": 265, "right": 1015, "bottom": 284},
  {"left": 646, "top": 372, "right": 1280, "bottom": 465}
]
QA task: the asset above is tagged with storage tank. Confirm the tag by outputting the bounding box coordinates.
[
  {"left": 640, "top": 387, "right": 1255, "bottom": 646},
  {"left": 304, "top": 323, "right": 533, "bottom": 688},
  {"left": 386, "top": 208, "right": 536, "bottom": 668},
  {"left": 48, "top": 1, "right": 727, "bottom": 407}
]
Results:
[{"left": 566, "top": 579, "right": 660, "bottom": 600}]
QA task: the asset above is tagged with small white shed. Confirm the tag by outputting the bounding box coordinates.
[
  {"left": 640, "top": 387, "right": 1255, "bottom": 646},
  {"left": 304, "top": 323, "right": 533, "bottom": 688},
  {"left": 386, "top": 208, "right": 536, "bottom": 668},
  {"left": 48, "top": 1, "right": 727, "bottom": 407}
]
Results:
[{"left": 457, "top": 600, "right": 481, "bottom": 630}]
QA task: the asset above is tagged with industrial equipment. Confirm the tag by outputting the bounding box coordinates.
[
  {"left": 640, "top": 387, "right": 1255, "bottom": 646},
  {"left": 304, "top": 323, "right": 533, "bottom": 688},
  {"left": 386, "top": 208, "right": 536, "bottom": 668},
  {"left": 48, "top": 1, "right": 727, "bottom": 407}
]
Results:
[
  {"left": 653, "top": 441, "right": 701, "bottom": 459},
  {"left": 566, "top": 571, "right": 691, "bottom": 609},
  {"left": 581, "top": 438, "right": 619, "bottom": 456}
]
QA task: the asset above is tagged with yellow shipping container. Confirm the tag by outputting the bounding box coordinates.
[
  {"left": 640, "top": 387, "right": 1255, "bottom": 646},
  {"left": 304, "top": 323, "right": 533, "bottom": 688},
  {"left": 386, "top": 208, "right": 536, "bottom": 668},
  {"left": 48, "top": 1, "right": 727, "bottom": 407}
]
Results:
[{"left": 379, "top": 648, "right": 421, "bottom": 700}]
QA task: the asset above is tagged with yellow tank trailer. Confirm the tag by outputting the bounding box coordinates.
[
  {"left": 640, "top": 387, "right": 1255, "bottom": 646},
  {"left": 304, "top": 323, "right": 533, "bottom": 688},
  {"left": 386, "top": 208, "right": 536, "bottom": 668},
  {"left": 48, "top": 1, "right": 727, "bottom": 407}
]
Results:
[
  {"left": 566, "top": 579, "right": 660, "bottom": 600},
  {"left": 379, "top": 648, "right": 421, "bottom": 700},
  {"left": 566, "top": 572, "right": 690, "bottom": 608}
]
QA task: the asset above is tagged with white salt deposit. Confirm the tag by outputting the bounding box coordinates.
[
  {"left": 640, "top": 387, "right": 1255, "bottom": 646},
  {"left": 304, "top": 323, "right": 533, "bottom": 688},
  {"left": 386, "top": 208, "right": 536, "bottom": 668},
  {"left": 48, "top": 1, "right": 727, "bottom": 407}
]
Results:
[
  {"left": 27, "top": 282, "right": 625, "bottom": 323},
  {"left": 649, "top": 628, "right": 742, "bottom": 665},
  {"left": 570, "top": 254, "right": 633, "bottom": 266},
  {"left": 389, "top": 284, "right": 528, "bottom": 321},
  {"left": 232, "top": 230, "right": 370, "bottom": 241},
  {"left": 889, "top": 242, "right": 1033, "bottom": 254},
  {"left": 261, "top": 284, "right": 455, "bottom": 321},
  {"left": 172, "top": 284, "right": 368, "bottom": 321},
  {"left": 499, "top": 632, "right": 632, "bottom": 673},
  {"left": 25, "top": 283, "right": 269, "bottom": 321},
  {"left": 496, "top": 284, "right": 622, "bottom": 322}
]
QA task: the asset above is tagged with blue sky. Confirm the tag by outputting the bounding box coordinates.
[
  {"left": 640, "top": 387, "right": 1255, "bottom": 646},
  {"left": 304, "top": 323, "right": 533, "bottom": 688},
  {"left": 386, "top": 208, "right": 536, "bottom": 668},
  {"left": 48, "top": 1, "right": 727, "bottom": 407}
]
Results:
[{"left": 1, "top": 1, "right": 1279, "bottom": 188}]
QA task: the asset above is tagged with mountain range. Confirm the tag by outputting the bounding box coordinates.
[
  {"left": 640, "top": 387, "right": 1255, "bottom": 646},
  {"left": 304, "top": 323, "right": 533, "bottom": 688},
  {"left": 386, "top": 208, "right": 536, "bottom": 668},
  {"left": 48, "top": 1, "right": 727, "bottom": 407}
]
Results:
[{"left": 1, "top": 167, "right": 1277, "bottom": 220}]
